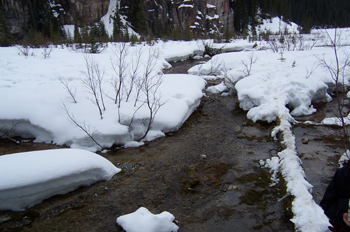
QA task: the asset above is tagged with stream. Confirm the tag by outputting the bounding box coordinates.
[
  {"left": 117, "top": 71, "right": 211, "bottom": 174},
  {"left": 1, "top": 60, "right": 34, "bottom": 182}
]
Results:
[{"left": 0, "top": 58, "right": 343, "bottom": 232}]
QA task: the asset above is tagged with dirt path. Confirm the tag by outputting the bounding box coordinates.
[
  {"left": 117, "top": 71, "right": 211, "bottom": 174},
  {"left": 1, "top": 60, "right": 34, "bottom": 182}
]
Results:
[{"left": 0, "top": 60, "right": 343, "bottom": 232}]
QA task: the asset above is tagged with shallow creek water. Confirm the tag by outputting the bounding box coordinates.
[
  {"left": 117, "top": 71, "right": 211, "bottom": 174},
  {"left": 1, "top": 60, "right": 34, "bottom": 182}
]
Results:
[{"left": 0, "top": 59, "right": 344, "bottom": 232}]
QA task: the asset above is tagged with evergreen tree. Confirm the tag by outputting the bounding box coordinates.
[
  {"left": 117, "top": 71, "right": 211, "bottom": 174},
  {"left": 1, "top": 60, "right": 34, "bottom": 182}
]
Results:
[
  {"left": 129, "top": 0, "right": 147, "bottom": 33},
  {"left": 112, "top": 11, "right": 123, "bottom": 41},
  {"left": 74, "top": 22, "right": 82, "bottom": 44},
  {"left": 0, "top": 10, "right": 12, "bottom": 46},
  {"left": 26, "top": 0, "right": 61, "bottom": 38},
  {"left": 183, "top": 23, "right": 192, "bottom": 41},
  {"left": 223, "top": 26, "right": 233, "bottom": 43},
  {"left": 98, "top": 22, "right": 108, "bottom": 42},
  {"left": 172, "top": 26, "right": 181, "bottom": 41},
  {"left": 81, "top": 25, "right": 89, "bottom": 43}
]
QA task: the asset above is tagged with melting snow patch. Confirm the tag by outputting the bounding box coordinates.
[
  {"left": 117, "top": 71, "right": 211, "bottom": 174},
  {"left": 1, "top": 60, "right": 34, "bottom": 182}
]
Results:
[
  {"left": 116, "top": 207, "right": 179, "bottom": 232},
  {"left": 206, "top": 3, "right": 216, "bottom": 9},
  {"left": 206, "top": 82, "right": 228, "bottom": 94},
  {"left": 178, "top": 4, "right": 194, "bottom": 9},
  {"left": 0, "top": 149, "right": 120, "bottom": 211}
]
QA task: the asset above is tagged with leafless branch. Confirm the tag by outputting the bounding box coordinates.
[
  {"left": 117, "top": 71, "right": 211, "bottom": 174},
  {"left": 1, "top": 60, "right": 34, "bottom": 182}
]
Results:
[
  {"left": 137, "top": 47, "right": 166, "bottom": 141},
  {"left": 62, "top": 102, "right": 103, "bottom": 149},
  {"left": 42, "top": 46, "right": 53, "bottom": 59},
  {"left": 317, "top": 28, "right": 350, "bottom": 154},
  {"left": 82, "top": 54, "right": 105, "bottom": 119},
  {"left": 55, "top": 73, "right": 78, "bottom": 103},
  {"left": 111, "top": 43, "right": 129, "bottom": 107},
  {"left": 126, "top": 46, "right": 143, "bottom": 102},
  {"left": 241, "top": 52, "right": 258, "bottom": 77},
  {"left": 0, "top": 121, "right": 23, "bottom": 144},
  {"left": 305, "top": 63, "right": 319, "bottom": 79}
]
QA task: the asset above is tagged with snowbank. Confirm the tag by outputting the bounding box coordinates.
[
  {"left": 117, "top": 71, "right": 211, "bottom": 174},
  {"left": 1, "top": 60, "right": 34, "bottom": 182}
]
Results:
[
  {"left": 192, "top": 47, "right": 343, "bottom": 122},
  {"left": 269, "top": 116, "right": 330, "bottom": 231},
  {"left": 116, "top": 207, "right": 179, "bottom": 232},
  {"left": 256, "top": 17, "right": 299, "bottom": 35},
  {"left": 0, "top": 149, "right": 120, "bottom": 211},
  {"left": 0, "top": 44, "right": 206, "bottom": 151}
]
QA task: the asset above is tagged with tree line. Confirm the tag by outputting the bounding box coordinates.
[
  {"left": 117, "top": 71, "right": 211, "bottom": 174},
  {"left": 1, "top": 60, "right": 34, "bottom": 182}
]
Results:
[
  {"left": 232, "top": 0, "right": 350, "bottom": 34},
  {"left": 2, "top": 0, "right": 350, "bottom": 46}
]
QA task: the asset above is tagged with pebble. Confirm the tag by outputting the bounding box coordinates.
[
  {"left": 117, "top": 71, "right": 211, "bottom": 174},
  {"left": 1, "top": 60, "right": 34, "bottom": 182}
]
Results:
[
  {"left": 116, "top": 162, "right": 141, "bottom": 174},
  {"left": 221, "top": 183, "right": 238, "bottom": 192},
  {"left": 22, "top": 216, "right": 32, "bottom": 226},
  {"left": 0, "top": 214, "right": 12, "bottom": 223},
  {"left": 301, "top": 137, "right": 309, "bottom": 144},
  {"left": 200, "top": 154, "right": 207, "bottom": 159}
]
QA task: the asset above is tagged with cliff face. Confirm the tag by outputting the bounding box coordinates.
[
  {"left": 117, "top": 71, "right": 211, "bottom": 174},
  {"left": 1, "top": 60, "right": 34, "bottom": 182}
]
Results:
[
  {"left": 0, "top": 0, "right": 233, "bottom": 38},
  {"left": 1, "top": 0, "right": 28, "bottom": 36},
  {"left": 122, "top": 0, "right": 233, "bottom": 36},
  {"left": 0, "top": 0, "right": 110, "bottom": 37},
  {"left": 57, "top": 0, "right": 110, "bottom": 25}
]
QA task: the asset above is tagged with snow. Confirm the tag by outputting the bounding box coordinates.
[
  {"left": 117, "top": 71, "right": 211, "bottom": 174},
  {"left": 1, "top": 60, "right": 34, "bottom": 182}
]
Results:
[
  {"left": 190, "top": 28, "right": 350, "bottom": 232},
  {"left": 322, "top": 116, "right": 350, "bottom": 126},
  {"left": 258, "top": 16, "right": 299, "bottom": 34},
  {"left": 100, "top": 0, "right": 118, "bottom": 36},
  {"left": 178, "top": 4, "right": 194, "bottom": 9},
  {"left": 0, "top": 42, "right": 206, "bottom": 151},
  {"left": 0, "top": 149, "right": 120, "bottom": 211},
  {"left": 206, "top": 14, "right": 219, "bottom": 20},
  {"left": 206, "top": 81, "right": 228, "bottom": 94},
  {"left": 100, "top": 0, "right": 138, "bottom": 37},
  {"left": 116, "top": 207, "right": 179, "bottom": 232},
  {"left": 206, "top": 4, "right": 216, "bottom": 9},
  {"left": 2, "top": 10, "right": 350, "bottom": 230},
  {"left": 63, "top": 24, "right": 74, "bottom": 39}
]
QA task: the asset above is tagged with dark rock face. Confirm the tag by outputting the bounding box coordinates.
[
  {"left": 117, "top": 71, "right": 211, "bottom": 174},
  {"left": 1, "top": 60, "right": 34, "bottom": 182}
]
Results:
[
  {"left": 1, "top": 0, "right": 28, "bottom": 36},
  {"left": 57, "top": 0, "right": 110, "bottom": 25},
  {"left": 0, "top": 0, "right": 110, "bottom": 37},
  {"left": 0, "top": 0, "right": 233, "bottom": 38},
  {"left": 122, "top": 0, "right": 233, "bottom": 36}
]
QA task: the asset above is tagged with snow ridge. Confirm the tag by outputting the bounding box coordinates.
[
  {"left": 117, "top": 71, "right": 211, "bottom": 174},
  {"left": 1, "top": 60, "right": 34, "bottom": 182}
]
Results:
[{"left": 270, "top": 114, "right": 330, "bottom": 231}]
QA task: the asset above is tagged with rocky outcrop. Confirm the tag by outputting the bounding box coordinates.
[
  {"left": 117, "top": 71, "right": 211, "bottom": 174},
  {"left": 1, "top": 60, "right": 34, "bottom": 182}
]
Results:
[
  {"left": 0, "top": 0, "right": 28, "bottom": 36},
  {"left": 57, "top": 0, "right": 110, "bottom": 25},
  {"left": 121, "top": 0, "right": 233, "bottom": 36},
  {"left": 0, "top": 0, "right": 110, "bottom": 37},
  {"left": 0, "top": 0, "right": 234, "bottom": 38}
]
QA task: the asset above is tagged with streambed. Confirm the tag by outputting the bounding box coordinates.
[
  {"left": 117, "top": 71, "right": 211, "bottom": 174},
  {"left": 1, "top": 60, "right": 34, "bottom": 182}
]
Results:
[{"left": 0, "top": 59, "right": 343, "bottom": 232}]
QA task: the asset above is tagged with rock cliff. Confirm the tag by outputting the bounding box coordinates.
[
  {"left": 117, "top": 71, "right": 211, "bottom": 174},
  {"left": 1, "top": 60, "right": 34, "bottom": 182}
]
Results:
[
  {"left": 121, "top": 0, "right": 233, "bottom": 36},
  {"left": 0, "top": 0, "right": 233, "bottom": 38}
]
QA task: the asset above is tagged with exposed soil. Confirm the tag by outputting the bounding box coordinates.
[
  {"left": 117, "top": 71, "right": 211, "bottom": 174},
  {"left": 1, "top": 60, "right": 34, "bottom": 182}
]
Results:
[{"left": 0, "top": 60, "right": 344, "bottom": 232}]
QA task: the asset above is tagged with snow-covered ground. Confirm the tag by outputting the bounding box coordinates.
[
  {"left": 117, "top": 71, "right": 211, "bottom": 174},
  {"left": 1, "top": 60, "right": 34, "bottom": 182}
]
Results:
[
  {"left": 2, "top": 13, "right": 350, "bottom": 231},
  {"left": 0, "top": 149, "right": 120, "bottom": 211},
  {"left": 0, "top": 42, "right": 211, "bottom": 151}
]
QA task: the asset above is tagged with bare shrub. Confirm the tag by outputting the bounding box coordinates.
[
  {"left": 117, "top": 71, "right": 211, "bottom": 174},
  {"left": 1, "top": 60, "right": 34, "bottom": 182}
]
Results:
[
  {"left": 82, "top": 54, "right": 106, "bottom": 119},
  {"left": 16, "top": 45, "right": 32, "bottom": 57},
  {"left": 241, "top": 52, "right": 258, "bottom": 77},
  {"left": 126, "top": 46, "right": 143, "bottom": 102},
  {"left": 317, "top": 28, "right": 350, "bottom": 152},
  {"left": 137, "top": 47, "right": 166, "bottom": 141},
  {"left": 55, "top": 74, "right": 78, "bottom": 103},
  {"left": 0, "top": 121, "right": 23, "bottom": 144},
  {"left": 62, "top": 103, "right": 103, "bottom": 149},
  {"left": 111, "top": 43, "right": 129, "bottom": 121},
  {"left": 42, "top": 46, "right": 53, "bottom": 59}
]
